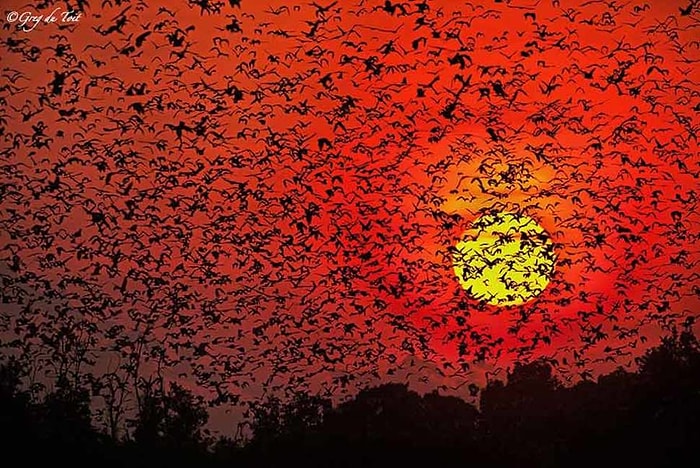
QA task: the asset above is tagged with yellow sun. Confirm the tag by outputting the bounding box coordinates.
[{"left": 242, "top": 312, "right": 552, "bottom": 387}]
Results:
[{"left": 452, "top": 212, "right": 556, "bottom": 307}]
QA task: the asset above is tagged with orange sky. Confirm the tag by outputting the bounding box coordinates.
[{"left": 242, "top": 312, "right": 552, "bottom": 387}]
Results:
[{"left": 1, "top": 0, "right": 699, "bottom": 424}]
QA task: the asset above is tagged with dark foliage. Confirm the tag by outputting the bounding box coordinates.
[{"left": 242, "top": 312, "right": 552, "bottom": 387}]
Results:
[{"left": 1, "top": 332, "right": 699, "bottom": 467}]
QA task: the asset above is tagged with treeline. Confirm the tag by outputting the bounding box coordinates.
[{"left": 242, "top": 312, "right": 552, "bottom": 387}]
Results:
[{"left": 1, "top": 331, "right": 699, "bottom": 467}]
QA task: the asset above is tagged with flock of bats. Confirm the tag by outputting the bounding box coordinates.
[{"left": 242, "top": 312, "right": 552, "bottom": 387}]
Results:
[{"left": 1, "top": 0, "right": 699, "bottom": 411}]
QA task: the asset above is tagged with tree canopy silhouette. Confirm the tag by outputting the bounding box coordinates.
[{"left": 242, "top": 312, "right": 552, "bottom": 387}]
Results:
[{"left": 1, "top": 331, "right": 699, "bottom": 467}]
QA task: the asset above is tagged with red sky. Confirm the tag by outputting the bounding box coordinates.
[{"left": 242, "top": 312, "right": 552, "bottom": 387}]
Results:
[{"left": 1, "top": 0, "right": 699, "bottom": 423}]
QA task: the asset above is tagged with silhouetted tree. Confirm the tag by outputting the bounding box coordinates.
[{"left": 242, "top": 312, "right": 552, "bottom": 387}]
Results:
[
  {"left": 0, "top": 358, "right": 110, "bottom": 465},
  {"left": 246, "top": 391, "right": 331, "bottom": 464},
  {"left": 2, "top": 333, "right": 700, "bottom": 467},
  {"left": 479, "top": 361, "right": 563, "bottom": 466},
  {"left": 132, "top": 381, "right": 209, "bottom": 446},
  {"left": 243, "top": 383, "right": 485, "bottom": 467},
  {"left": 0, "top": 357, "right": 33, "bottom": 451},
  {"left": 630, "top": 330, "right": 700, "bottom": 466}
]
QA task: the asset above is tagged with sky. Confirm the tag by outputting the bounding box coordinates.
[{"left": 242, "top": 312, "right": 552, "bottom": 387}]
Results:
[{"left": 1, "top": 0, "right": 699, "bottom": 432}]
